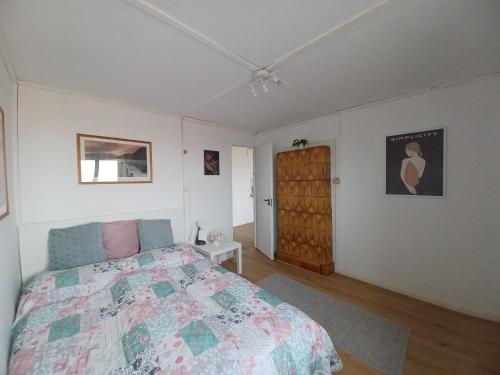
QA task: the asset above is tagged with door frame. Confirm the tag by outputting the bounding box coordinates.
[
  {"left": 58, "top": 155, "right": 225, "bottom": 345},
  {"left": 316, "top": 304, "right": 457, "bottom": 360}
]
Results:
[{"left": 230, "top": 144, "right": 256, "bottom": 247}]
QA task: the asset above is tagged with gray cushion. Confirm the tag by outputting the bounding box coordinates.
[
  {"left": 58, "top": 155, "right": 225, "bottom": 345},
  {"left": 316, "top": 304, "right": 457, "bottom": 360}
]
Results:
[
  {"left": 48, "top": 222, "right": 106, "bottom": 271},
  {"left": 137, "top": 219, "right": 174, "bottom": 252}
]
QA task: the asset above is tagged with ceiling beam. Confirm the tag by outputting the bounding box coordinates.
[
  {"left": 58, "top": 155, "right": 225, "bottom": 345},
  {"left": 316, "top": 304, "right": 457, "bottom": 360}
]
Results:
[
  {"left": 122, "top": 0, "right": 259, "bottom": 72},
  {"left": 182, "top": 116, "right": 257, "bottom": 136},
  {"left": 189, "top": 77, "right": 250, "bottom": 113},
  {"left": 267, "top": 0, "right": 399, "bottom": 71},
  {"left": 0, "top": 27, "right": 17, "bottom": 82},
  {"left": 186, "top": 75, "right": 336, "bottom": 117},
  {"left": 123, "top": 0, "right": 397, "bottom": 122},
  {"left": 279, "top": 79, "right": 338, "bottom": 114}
]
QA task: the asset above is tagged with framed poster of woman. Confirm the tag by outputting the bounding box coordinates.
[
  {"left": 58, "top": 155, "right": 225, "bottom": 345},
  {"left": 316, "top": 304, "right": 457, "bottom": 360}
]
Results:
[
  {"left": 0, "top": 106, "right": 9, "bottom": 220},
  {"left": 386, "top": 128, "right": 445, "bottom": 196}
]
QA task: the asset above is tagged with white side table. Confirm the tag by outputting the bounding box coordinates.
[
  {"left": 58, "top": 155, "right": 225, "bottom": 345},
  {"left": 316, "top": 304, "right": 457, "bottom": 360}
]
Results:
[{"left": 193, "top": 240, "right": 242, "bottom": 274}]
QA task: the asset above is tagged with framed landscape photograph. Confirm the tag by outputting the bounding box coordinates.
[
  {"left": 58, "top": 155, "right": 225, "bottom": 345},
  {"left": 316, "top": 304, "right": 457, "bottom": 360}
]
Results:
[
  {"left": 386, "top": 128, "right": 445, "bottom": 196},
  {"left": 204, "top": 150, "right": 220, "bottom": 175},
  {"left": 77, "top": 134, "right": 152, "bottom": 184},
  {"left": 0, "top": 106, "right": 9, "bottom": 220}
]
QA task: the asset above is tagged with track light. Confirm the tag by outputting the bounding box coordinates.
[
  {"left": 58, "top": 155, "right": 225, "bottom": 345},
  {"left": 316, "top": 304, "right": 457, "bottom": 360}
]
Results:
[
  {"left": 250, "top": 82, "right": 258, "bottom": 96},
  {"left": 249, "top": 69, "right": 280, "bottom": 97},
  {"left": 272, "top": 72, "right": 282, "bottom": 86}
]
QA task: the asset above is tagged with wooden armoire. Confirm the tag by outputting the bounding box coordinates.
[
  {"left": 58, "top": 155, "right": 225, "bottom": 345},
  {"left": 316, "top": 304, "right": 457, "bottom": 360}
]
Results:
[{"left": 276, "top": 146, "right": 333, "bottom": 275}]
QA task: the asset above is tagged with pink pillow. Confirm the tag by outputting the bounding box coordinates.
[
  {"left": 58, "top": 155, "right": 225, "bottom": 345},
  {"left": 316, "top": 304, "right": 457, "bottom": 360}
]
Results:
[{"left": 102, "top": 220, "right": 140, "bottom": 259}]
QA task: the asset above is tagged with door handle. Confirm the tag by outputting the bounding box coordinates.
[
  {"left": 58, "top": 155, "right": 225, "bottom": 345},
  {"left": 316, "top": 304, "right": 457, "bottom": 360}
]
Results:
[{"left": 263, "top": 198, "right": 272, "bottom": 206}]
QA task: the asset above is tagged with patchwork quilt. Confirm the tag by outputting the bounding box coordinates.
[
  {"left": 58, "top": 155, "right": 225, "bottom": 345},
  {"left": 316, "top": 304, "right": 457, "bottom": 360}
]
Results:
[{"left": 9, "top": 244, "right": 342, "bottom": 374}]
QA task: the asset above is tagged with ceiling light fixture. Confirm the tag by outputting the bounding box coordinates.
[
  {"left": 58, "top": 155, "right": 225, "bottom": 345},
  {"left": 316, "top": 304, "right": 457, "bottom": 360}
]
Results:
[
  {"left": 272, "top": 72, "right": 282, "bottom": 86},
  {"left": 249, "top": 69, "right": 281, "bottom": 97},
  {"left": 250, "top": 82, "right": 258, "bottom": 97}
]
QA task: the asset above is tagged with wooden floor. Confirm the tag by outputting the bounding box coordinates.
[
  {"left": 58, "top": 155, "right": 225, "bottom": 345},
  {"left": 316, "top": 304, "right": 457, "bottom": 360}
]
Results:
[
  {"left": 230, "top": 224, "right": 500, "bottom": 375},
  {"left": 233, "top": 222, "right": 254, "bottom": 253}
]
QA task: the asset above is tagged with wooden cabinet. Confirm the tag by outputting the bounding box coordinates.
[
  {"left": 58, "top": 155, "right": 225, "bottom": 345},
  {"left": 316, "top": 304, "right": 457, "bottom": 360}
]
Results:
[{"left": 276, "top": 146, "right": 333, "bottom": 275}]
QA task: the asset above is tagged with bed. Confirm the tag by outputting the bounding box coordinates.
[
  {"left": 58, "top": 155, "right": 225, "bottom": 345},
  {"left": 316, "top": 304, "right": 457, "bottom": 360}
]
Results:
[{"left": 9, "top": 243, "right": 342, "bottom": 374}]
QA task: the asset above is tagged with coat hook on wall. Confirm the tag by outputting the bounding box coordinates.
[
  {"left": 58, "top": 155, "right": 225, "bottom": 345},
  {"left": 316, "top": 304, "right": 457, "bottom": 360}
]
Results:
[{"left": 292, "top": 139, "right": 308, "bottom": 148}]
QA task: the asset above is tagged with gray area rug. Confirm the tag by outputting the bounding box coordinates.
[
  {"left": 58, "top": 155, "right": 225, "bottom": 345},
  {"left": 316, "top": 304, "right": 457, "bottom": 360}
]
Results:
[{"left": 257, "top": 274, "right": 410, "bottom": 375}]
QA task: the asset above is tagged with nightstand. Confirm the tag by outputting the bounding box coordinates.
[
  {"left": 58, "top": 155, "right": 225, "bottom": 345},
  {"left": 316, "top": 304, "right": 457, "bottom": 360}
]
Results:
[{"left": 193, "top": 240, "right": 242, "bottom": 274}]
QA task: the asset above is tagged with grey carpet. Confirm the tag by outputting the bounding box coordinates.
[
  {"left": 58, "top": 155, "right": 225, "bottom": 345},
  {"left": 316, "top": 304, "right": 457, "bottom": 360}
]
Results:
[{"left": 257, "top": 274, "right": 410, "bottom": 375}]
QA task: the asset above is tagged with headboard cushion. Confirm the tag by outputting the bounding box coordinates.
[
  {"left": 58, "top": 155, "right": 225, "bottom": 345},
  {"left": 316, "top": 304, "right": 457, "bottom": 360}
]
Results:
[
  {"left": 102, "top": 220, "right": 139, "bottom": 259},
  {"left": 48, "top": 222, "right": 106, "bottom": 271},
  {"left": 137, "top": 219, "right": 174, "bottom": 252}
]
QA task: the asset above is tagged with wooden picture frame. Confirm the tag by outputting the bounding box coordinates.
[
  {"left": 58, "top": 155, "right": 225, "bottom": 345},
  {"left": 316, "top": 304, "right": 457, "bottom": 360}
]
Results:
[
  {"left": 77, "top": 133, "right": 153, "bottom": 184},
  {"left": 0, "top": 106, "right": 9, "bottom": 220}
]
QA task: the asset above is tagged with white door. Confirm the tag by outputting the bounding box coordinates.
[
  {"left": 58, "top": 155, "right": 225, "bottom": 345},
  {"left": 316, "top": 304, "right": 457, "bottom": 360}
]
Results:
[{"left": 255, "top": 143, "right": 275, "bottom": 260}]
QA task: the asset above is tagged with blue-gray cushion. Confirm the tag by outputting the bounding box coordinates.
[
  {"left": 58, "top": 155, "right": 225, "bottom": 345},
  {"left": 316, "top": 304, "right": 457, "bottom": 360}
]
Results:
[
  {"left": 48, "top": 222, "right": 106, "bottom": 271},
  {"left": 137, "top": 219, "right": 174, "bottom": 252}
]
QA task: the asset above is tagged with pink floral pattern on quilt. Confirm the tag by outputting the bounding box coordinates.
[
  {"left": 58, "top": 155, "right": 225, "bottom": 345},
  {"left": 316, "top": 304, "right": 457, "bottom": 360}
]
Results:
[{"left": 10, "top": 244, "right": 342, "bottom": 374}]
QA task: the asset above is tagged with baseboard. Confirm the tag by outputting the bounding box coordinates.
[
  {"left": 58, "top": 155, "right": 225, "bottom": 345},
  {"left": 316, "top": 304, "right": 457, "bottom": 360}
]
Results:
[
  {"left": 336, "top": 269, "right": 500, "bottom": 323},
  {"left": 277, "top": 253, "right": 334, "bottom": 275}
]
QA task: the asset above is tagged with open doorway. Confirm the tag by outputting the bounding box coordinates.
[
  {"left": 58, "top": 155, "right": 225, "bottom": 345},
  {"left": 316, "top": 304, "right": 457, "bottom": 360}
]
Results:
[{"left": 231, "top": 146, "right": 255, "bottom": 252}]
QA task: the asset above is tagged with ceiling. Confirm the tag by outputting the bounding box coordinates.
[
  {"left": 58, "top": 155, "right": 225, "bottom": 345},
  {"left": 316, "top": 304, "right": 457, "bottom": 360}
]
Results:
[{"left": 1, "top": 0, "right": 499, "bottom": 133}]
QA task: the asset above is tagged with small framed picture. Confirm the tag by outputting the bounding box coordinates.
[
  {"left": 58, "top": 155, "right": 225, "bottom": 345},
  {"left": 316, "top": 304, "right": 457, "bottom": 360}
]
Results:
[
  {"left": 386, "top": 128, "right": 445, "bottom": 196},
  {"left": 77, "top": 134, "right": 153, "bottom": 184},
  {"left": 204, "top": 150, "right": 220, "bottom": 175},
  {"left": 0, "top": 106, "right": 9, "bottom": 220}
]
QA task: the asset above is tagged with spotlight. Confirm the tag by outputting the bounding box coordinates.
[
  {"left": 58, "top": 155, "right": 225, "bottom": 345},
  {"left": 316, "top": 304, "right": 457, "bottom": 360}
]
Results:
[
  {"left": 272, "top": 72, "right": 282, "bottom": 86},
  {"left": 250, "top": 82, "right": 258, "bottom": 97}
]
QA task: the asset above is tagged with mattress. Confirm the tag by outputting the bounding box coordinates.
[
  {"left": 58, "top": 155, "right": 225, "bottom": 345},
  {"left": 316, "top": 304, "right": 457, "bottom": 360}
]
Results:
[{"left": 9, "top": 244, "right": 342, "bottom": 374}]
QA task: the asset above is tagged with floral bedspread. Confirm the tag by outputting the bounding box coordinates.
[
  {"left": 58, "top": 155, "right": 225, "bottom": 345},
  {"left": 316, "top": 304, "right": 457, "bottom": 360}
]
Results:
[{"left": 9, "top": 244, "right": 342, "bottom": 374}]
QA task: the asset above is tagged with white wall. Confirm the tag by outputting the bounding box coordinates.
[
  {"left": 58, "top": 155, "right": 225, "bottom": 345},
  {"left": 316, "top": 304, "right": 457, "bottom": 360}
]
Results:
[
  {"left": 338, "top": 76, "right": 500, "bottom": 321},
  {"left": 257, "top": 75, "right": 500, "bottom": 321},
  {"left": 0, "top": 63, "right": 21, "bottom": 372},
  {"left": 16, "top": 86, "right": 258, "bottom": 280},
  {"left": 17, "top": 85, "right": 184, "bottom": 280},
  {"left": 182, "top": 119, "right": 255, "bottom": 244},
  {"left": 232, "top": 146, "right": 254, "bottom": 226}
]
